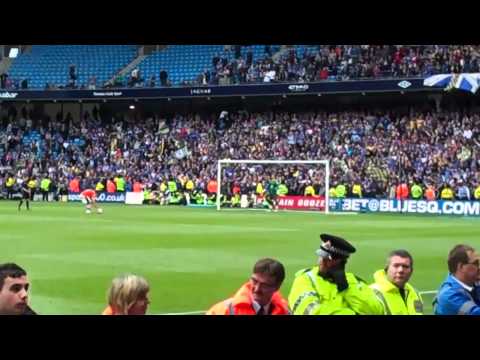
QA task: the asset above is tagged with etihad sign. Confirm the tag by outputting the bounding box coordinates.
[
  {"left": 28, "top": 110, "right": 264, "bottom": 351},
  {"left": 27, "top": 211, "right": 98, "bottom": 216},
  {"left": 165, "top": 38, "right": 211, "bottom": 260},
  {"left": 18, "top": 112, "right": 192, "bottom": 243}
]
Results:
[
  {"left": 0, "top": 92, "right": 19, "bottom": 99},
  {"left": 288, "top": 84, "right": 309, "bottom": 92}
]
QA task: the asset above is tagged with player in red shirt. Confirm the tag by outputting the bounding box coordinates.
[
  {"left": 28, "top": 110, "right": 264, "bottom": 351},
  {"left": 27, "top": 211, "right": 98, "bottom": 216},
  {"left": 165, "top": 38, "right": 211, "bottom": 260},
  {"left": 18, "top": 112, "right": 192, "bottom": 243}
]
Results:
[{"left": 80, "top": 189, "right": 102, "bottom": 214}]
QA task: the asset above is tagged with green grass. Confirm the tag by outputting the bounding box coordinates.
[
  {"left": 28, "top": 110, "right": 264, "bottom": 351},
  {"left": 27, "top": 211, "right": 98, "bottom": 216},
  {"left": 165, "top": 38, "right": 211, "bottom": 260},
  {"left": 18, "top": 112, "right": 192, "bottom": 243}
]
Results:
[{"left": 1, "top": 201, "right": 478, "bottom": 315}]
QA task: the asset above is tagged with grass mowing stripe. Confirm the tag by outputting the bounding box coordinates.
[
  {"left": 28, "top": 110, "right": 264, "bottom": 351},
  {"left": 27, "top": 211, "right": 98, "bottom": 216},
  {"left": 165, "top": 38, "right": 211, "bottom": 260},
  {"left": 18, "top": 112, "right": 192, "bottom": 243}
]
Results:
[{"left": 0, "top": 201, "right": 468, "bottom": 314}]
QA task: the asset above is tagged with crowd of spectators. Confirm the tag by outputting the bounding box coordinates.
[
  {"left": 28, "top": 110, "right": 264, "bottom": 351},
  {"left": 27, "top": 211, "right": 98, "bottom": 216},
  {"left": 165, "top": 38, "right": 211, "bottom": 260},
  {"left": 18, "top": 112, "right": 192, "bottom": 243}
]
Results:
[
  {"left": 199, "top": 45, "right": 480, "bottom": 86},
  {"left": 3, "top": 45, "right": 480, "bottom": 90},
  {"left": 1, "top": 103, "right": 480, "bottom": 201}
]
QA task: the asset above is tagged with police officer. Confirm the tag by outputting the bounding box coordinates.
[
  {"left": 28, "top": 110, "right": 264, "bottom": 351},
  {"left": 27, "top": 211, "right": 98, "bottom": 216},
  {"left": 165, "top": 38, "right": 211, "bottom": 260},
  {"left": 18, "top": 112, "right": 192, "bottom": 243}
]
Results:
[{"left": 288, "top": 234, "right": 384, "bottom": 315}]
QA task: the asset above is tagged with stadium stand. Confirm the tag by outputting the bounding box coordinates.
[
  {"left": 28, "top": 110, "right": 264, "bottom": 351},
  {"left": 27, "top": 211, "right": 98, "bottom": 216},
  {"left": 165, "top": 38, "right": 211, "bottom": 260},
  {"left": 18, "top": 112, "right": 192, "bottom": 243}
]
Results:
[
  {"left": 1, "top": 104, "right": 479, "bottom": 202},
  {"left": 7, "top": 45, "right": 138, "bottom": 89},
  {"left": 4, "top": 45, "right": 480, "bottom": 89}
]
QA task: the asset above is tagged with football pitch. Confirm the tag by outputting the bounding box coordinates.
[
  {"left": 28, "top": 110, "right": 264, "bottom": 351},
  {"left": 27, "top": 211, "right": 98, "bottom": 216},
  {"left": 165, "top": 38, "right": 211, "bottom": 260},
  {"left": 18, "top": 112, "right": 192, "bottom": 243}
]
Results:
[{"left": 1, "top": 201, "right": 478, "bottom": 315}]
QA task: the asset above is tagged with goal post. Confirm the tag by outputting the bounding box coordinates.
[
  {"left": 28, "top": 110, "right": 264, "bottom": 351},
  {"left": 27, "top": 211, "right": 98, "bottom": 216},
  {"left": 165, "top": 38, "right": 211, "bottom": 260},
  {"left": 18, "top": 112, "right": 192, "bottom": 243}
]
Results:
[{"left": 216, "top": 159, "right": 330, "bottom": 213}]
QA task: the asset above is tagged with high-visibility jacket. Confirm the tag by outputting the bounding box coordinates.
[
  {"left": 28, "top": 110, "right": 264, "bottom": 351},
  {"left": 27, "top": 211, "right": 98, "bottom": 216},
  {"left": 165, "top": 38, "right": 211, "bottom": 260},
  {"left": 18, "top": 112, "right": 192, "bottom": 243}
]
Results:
[
  {"left": 410, "top": 184, "right": 423, "bottom": 199},
  {"left": 95, "top": 181, "right": 105, "bottom": 192},
  {"left": 206, "top": 282, "right": 290, "bottom": 315},
  {"left": 335, "top": 184, "right": 346, "bottom": 198},
  {"left": 304, "top": 185, "right": 315, "bottom": 196},
  {"left": 440, "top": 187, "right": 454, "bottom": 200},
  {"left": 115, "top": 177, "right": 125, "bottom": 192},
  {"left": 106, "top": 180, "right": 116, "bottom": 193},
  {"left": 160, "top": 182, "right": 167, "bottom": 192},
  {"left": 256, "top": 183, "right": 264, "bottom": 195},
  {"left": 474, "top": 186, "right": 480, "bottom": 200},
  {"left": 6, "top": 177, "right": 15, "bottom": 188},
  {"left": 193, "top": 190, "right": 205, "bottom": 204},
  {"left": 40, "top": 178, "right": 51, "bottom": 192},
  {"left": 186, "top": 180, "right": 194, "bottom": 191},
  {"left": 288, "top": 266, "right": 384, "bottom": 315},
  {"left": 329, "top": 187, "right": 337, "bottom": 198},
  {"left": 28, "top": 179, "right": 37, "bottom": 189},
  {"left": 143, "top": 190, "right": 150, "bottom": 200},
  {"left": 369, "top": 270, "right": 423, "bottom": 315},
  {"left": 168, "top": 181, "right": 178, "bottom": 193},
  {"left": 352, "top": 184, "right": 362, "bottom": 197},
  {"left": 425, "top": 187, "right": 435, "bottom": 201},
  {"left": 231, "top": 194, "right": 241, "bottom": 206},
  {"left": 278, "top": 184, "right": 288, "bottom": 196}
]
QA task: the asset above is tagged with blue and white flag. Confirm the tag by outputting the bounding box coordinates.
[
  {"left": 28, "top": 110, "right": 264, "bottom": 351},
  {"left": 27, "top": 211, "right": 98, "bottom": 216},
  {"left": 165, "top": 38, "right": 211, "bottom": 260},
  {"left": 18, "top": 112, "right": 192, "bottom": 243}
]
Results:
[{"left": 424, "top": 73, "right": 480, "bottom": 94}]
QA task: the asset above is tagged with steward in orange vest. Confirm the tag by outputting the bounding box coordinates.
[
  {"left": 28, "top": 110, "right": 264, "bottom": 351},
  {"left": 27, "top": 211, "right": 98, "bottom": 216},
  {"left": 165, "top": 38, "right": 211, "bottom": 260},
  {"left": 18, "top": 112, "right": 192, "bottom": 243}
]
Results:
[
  {"left": 106, "top": 178, "right": 116, "bottom": 193},
  {"left": 425, "top": 186, "right": 435, "bottom": 201},
  {"left": 69, "top": 177, "right": 80, "bottom": 193},
  {"left": 396, "top": 182, "right": 409, "bottom": 200},
  {"left": 207, "top": 258, "right": 290, "bottom": 315},
  {"left": 133, "top": 180, "right": 143, "bottom": 193}
]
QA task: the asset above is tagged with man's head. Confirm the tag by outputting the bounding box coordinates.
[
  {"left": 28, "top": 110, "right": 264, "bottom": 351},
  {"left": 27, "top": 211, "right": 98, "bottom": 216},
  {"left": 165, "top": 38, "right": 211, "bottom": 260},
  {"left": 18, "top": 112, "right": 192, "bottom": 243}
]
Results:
[
  {"left": 385, "top": 249, "right": 414, "bottom": 289},
  {"left": 250, "top": 258, "right": 285, "bottom": 306},
  {"left": 448, "top": 244, "right": 479, "bottom": 287},
  {"left": 316, "top": 234, "right": 355, "bottom": 275},
  {"left": 0, "top": 263, "right": 30, "bottom": 315}
]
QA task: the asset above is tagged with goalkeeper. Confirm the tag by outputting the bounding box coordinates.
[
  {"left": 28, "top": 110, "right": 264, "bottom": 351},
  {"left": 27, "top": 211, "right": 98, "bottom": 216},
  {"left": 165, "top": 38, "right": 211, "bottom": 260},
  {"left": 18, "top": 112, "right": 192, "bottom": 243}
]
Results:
[{"left": 265, "top": 175, "right": 280, "bottom": 212}]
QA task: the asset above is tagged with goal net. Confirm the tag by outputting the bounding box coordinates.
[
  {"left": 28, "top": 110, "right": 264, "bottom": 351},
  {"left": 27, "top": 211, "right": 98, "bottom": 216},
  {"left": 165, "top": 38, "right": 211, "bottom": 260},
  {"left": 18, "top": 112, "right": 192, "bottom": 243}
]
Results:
[{"left": 216, "top": 159, "right": 330, "bottom": 213}]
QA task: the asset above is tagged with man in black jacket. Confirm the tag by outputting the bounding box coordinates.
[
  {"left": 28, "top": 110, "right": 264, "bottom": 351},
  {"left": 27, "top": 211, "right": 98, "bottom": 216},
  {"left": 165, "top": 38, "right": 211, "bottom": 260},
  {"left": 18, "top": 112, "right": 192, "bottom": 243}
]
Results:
[
  {"left": 0, "top": 72, "right": 7, "bottom": 88},
  {"left": 159, "top": 70, "right": 168, "bottom": 86}
]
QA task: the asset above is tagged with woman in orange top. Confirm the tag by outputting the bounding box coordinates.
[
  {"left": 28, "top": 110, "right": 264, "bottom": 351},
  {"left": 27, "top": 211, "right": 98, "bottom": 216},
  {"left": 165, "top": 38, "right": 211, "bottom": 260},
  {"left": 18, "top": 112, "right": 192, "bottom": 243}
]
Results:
[{"left": 102, "top": 274, "right": 150, "bottom": 315}]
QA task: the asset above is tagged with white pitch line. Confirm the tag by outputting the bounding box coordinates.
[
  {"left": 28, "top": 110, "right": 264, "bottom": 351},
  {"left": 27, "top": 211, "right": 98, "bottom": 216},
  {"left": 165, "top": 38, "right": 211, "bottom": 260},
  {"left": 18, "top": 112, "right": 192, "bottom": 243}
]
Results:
[
  {"left": 156, "top": 290, "right": 439, "bottom": 315},
  {"left": 419, "top": 290, "right": 438, "bottom": 295},
  {"left": 220, "top": 208, "right": 359, "bottom": 215}
]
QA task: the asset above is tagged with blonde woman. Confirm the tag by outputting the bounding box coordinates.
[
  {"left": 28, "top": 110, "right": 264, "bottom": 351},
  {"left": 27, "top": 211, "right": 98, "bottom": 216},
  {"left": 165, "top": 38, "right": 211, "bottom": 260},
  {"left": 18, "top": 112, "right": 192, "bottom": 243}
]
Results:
[{"left": 102, "top": 274, "right": 150, "bottom": 315}]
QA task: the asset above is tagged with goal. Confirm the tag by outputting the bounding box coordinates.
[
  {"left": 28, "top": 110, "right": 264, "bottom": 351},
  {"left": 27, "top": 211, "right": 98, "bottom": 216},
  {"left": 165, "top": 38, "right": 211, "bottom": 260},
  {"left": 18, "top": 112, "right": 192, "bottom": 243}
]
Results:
[{"left": 216, "top": 159, "right": 330, "bottom": 213}]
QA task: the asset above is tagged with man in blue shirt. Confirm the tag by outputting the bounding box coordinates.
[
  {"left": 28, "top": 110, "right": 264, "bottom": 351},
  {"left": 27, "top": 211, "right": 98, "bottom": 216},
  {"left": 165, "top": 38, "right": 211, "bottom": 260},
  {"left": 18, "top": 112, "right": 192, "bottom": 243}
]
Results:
[{"left": 435, "top": 244, "right": 480, "bottom": 315}]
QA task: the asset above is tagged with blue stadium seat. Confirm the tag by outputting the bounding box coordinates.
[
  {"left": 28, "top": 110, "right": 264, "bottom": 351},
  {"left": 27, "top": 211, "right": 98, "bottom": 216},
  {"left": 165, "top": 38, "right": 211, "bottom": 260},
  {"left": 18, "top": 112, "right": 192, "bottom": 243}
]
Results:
[{"left": 9, "top": 45, "right": 138, "bottom": 89}]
